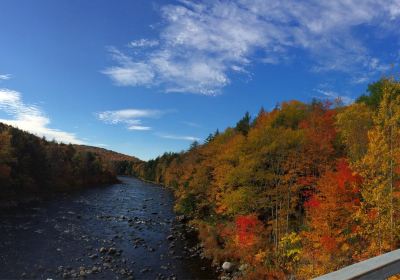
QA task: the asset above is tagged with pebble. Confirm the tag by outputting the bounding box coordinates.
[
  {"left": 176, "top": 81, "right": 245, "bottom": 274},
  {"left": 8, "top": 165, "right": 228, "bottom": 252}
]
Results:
[
  {"left": 166, "top": 235, "right": 174, "bottom": 241},
  {"left": 140, "top": 268, "right": 150, "bottom": 273},
  {"left": 108, "top": 247, "right": 117, "bottom": 254}
]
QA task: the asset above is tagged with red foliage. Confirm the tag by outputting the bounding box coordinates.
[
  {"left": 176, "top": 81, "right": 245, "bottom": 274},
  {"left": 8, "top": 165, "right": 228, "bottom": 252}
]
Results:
[
  {"left": 336, "top": 159, "right": 362, "bottom": 191},
  {"left": 321, "top": 235, "right": 337, "bottom": 251},
  {"left": 235, "top": 215, "right": 261, "bottom": 247},
  {"left": 304, "top": 195, "right": 320, "bottom": 208}
]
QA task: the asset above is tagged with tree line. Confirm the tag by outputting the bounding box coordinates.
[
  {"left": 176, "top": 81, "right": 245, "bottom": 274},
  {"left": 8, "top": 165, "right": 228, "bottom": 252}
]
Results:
[
  {"left": 133, "top": 77, "right": 400, "bottom": 279},
  {"left": 0, "top": 123, "right": 118, "bottom": 204}
]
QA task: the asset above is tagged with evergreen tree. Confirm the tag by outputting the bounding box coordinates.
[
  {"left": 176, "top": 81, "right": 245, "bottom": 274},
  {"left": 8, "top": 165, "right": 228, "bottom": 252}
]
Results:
[{"left": 235, "top": 112, "right": 251, "bottom": 136}]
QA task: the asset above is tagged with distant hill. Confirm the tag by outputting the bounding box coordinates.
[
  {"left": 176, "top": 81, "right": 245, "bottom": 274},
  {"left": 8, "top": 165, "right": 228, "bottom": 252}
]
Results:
[
  {"left": 74, "top": 145, "right": 142, "bottom": 163},
  {"left": 74, "top": 145, "right": 143, "bottom": 176}
]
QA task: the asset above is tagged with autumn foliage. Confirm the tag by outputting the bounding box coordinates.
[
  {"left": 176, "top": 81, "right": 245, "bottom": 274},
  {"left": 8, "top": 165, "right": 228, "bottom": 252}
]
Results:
[
  {"left": 236, "top": 215, "right": 260, "bottom": 247},
  {"left": 134, "top": 78, "right": 400, "bottom": 279}
]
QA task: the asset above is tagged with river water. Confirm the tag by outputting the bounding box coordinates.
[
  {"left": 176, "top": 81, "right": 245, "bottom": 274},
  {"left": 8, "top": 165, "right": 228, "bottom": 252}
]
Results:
[{"left": 0, "top": 177, "right": 217, "bottom": 280}]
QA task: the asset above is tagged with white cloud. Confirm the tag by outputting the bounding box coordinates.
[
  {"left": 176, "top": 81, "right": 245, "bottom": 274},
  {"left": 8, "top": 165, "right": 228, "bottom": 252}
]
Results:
[
  {"left": 102, "top": 48, "right": 155, "bottom": 87},
  {"left": 315, "top": 88, "right": 354, "bottom": 105},
  {"left": 97, "top": 109, "right": 163, "bottom": 124},
  {"left": 0, "top": 88, "right": 84, "bottom": 144},
  {"left": 96, "top": 108, "right": 166, "bottom": 131},
  {"left": 103, "top": 0, "right": 400, "bottom": 94},
  {"left": 94, "top": 143, "right": 108, "bottom": 147},
  {"left": 129, "top": 39, "right": 159, "bottom": 48},
  {"left": 128, "top": 125, "right": 151, "bottom": 131},
  {"left": 0, "top": 74, "right": 11, "bottom": 80},
  {"left": 159, "top": 133, "right": 200, "bottom": 142}
]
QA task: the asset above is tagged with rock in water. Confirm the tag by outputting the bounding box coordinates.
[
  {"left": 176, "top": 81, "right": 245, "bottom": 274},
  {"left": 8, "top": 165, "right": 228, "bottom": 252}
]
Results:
[
  {"left": 222, "top": 261, "right": 234, "bottom": 272},
  {"left": 166, "top": 235, "right": 174, "bottom": 241}
]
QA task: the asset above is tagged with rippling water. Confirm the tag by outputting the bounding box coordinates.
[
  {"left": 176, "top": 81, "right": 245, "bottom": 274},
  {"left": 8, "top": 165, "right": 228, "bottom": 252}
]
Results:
[{"left": 0, "top": 177, "right": 217, "bottom": 280}]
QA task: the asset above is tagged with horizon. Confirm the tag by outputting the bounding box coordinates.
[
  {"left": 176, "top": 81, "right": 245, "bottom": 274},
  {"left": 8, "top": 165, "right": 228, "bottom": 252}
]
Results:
[{"left": 1, "top": 0, "right": 400, "bottom": 160}]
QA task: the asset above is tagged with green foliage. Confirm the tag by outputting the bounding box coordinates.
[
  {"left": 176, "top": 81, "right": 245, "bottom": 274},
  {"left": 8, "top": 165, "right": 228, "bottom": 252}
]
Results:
[
  {"left": 357, "top": 78, "right": 400, "bottom": 109},
  {"left": 272, "top": 101, "right": 307, "bottom": 129},
  {"left": 74, "top": 145, "right": 142, "bottom": 176},
  {"left": 190, "top": 140, "right": 199, "bottom": 150},
  {"left": 175, "top": 193, "right": 197, "bottom": 216},
  {"left": 235, "top": 112, "right": 251, "bottom": 136},
  {"left": 222, "top": 187, "right": 257, "bottom": 216},
  {"left": 0, "top": 123, "right": 116, "bottom": 201}
]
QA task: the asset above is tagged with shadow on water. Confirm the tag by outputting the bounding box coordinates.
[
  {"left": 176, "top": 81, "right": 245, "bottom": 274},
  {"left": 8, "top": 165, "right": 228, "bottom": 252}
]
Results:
[{"left": 0, "top": 176, "right": 217, "bottom": 280}]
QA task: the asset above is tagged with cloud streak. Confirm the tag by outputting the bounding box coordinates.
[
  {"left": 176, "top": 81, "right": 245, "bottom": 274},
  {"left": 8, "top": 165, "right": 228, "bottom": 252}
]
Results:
[
  {"left": 0, "top": 88, "right": 84, "bottom": 144},
  {"left": 129, "top": 39, "right": 159, "bottom": 48},
  {"left": 0, "top": 74, "right": 11, "bottom": 80},
  {"left": 96, "top": 108, "right": 167, "bottom": 131},
  {"left": 159, "top": 133, "right": 201, "bottom": 142},
  {"left": 103, "top": 0, "right": 400, "bottom": 94},
  {"left": 315, "top": 88, "right": 355, "bottom": 105}
]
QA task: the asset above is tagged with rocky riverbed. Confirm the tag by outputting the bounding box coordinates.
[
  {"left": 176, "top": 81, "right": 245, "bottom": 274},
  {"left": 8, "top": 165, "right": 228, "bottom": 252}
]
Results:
[{"left": 0, "top": 176, "right": 217, "bottom": 279}]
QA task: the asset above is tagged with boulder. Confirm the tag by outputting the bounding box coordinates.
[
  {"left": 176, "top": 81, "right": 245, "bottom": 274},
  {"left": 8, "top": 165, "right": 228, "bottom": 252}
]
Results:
[{"left": 222, "top": 261, "right": 234, "bottom": 272}]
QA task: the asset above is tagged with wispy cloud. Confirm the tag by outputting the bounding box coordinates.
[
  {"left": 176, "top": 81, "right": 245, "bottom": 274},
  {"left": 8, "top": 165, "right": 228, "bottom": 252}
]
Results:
[
  {"left": 97, "top": 109, "right": 163, "bottom": 124},
  {"left": 0, "top": 88, "right": 84, "bottom": 144},
  {"left": 315, "top": 88, "right": 354, "bottom": 105},
  {"left": 128, "top": 125, "right": 151, "bottom": 131},
  {"left": 96, "top": 108, "right": 167, "bottom": 131},
  {"left": 0, "top": 74, "right": 11, "bottom": 80},
  {"left": 129, "top": 39, "right": 159, "bottom": 48},
  {"left": 158, "top": 133, "right": 201, "bottom": 142},
  {"left": 102, "top": 48, "right": 155, "bottom": 87},
  {"left": 103, "top": 0, "right": 400, "bottom": 94}
]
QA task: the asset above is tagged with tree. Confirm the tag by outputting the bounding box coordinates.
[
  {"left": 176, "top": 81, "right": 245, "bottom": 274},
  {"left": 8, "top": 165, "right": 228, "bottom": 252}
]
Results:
[
  {"left": 300, "top": 160, "right": 361, "bottom": 278},
  {"left": 0, "top": 122, "right": 116, "bottom": 201},
  {"left": 357, "top": 78, "right": 400, "bottom": 109},
  {"left": 236, "top": 112, "right": 251, "bottom": 136},
  {"left": 355, "top": 78, "right": 400, "bottom": 257},
  {"left": 204, "top": 133, "right": 214, "bottom": 144},
  {"left": 336, "top": 103, "right": 373, "bottom": 162},
  {"left": 190, "top": 140, "right": 199, "bottom": 150},
  {"left": 0, "top": 129, "right": 13, "bottom": 188}
]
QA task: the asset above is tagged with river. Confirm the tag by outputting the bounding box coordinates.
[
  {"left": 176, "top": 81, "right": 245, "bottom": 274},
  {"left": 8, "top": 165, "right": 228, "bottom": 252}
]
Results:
[{"left": 0, "top": 177, "right": 217, "bottom": 280}]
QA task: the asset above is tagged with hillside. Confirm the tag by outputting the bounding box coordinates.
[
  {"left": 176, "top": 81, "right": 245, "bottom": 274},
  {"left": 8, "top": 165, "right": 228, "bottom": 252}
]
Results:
[
  {"left": 74, "top": 145, "right": 143, "bottom": 176},
  {"left": 75, "top": 145, "right": 141, "bottom": 163},
  {"left": 0, "top": 123, "right": 117, "bottom": 205},
  {"left": 133, "top": 77, "right": 400, "bottom": 279}
]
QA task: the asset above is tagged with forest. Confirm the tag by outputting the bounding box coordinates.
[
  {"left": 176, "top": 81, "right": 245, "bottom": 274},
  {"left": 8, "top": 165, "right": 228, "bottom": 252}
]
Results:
[
  {"left": 132, "top": 77, "right": 400, "bottom": 279},
  {"left": 74, "top": 145, "right": 142, "bottom": 176},
  {"left": 0, "top": 123, "right": 118, "bottom": 205}
]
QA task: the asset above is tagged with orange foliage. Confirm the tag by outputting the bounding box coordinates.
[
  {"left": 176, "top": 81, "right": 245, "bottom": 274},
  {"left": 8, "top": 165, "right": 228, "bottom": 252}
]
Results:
[{"left": 300, "top": 159, "right": 362, "bottom": 278}]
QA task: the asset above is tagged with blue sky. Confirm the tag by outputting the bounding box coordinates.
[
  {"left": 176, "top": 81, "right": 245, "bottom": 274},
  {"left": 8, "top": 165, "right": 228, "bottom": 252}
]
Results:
[{"left": 0, "top": 0, "right": 399, "bottom": 160}]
